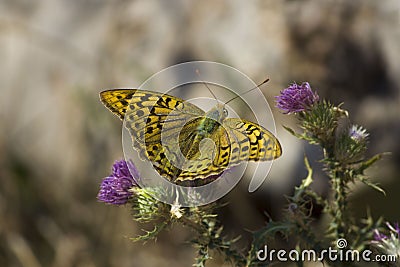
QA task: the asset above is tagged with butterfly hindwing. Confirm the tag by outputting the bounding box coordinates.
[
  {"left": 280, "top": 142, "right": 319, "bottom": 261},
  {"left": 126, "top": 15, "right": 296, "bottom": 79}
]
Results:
[
  {"left": 176, "top": 118, "right": 282, "bottom": 182},
  {"left": 177, "top": 125, "right": 231, "bottom": 182},
  {"left": 223, "top": 118, "right": 282, "bottom": 162}
]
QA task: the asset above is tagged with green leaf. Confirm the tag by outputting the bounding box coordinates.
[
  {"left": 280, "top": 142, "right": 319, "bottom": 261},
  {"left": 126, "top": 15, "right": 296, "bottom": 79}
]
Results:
[
  {"left": 252, "top": 221, "right": 293, "bottom": 246},
  {"left": 130, "top": 222, "right": 167, "bottom": 242},
  {"left": 283, "top": 125, "right": 296, "bottom": 135},
  {"left": 302, "top": 155, "right": 313, "bottom": 188},
  {"left": 358, "top": 176, "right": 386, "bottom": 196},
  {"left": 354, "top": 152, "right": 389, "bottom": 175},
  {"left": 293, "top": 155, "right": 314, "bottom": 201},
  {"left": 282, "top": 125, "right": 306, "bottom": 139},
  {"left": 193, "top": 244, "right": 210, "bottom": 267},
  {"left": 283, "top": 125, "right": 320, "bottom": 144}
]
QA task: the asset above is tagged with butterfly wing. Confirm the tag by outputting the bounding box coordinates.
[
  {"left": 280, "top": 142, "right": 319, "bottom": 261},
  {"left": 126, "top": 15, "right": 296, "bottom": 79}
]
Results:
[
  {"left": 177, "top": 124, "right": 231, "bottom": 182},
  {"left": 100, "top": 89, "right": 135, "bottom": 120},
  {"left": 100, "top": 89, "right": 204, "bottom": 130},
  {"left": 176, "top": 118, "right": 282, "bottom": 182},
  {"left": 100, "top": 89, "right": 205, "bottom": 180},
  {"left": 222, "top": 118, "right": 282, "bottom": 162}
]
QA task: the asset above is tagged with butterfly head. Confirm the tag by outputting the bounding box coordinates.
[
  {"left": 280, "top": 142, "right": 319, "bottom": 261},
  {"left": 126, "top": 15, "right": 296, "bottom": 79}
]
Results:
[{"left": 206, "top": 104, "right": 228, "bottom": 122}]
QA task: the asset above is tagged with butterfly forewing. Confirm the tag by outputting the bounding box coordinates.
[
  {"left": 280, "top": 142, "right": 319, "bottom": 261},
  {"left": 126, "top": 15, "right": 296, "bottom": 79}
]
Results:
[
  {"left": 101, "top": 89, "right": 206, "bottom": 181},
  {"left": 100, "top": 89, "right": 136, "bottom": 120}
]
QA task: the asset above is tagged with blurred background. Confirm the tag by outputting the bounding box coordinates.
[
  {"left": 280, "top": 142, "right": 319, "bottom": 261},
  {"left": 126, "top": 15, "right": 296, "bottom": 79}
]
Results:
[{"left": 0, "top": 0, "right": 399, "bottom": 266}]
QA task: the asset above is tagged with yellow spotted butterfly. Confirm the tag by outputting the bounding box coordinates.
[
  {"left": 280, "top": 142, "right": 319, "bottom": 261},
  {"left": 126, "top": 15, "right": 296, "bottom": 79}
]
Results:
[{"left": 100, "top": 89, "right": 282, "bottom": 184}]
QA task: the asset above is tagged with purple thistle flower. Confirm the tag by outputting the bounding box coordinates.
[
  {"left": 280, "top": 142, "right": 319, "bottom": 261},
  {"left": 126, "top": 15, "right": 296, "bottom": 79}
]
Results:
[
  {"left": 374, "top": 229, "right": 388, "bottom": 241},
  {"left": 97, "top": 160, "right": 139, "bottom": 205},
  {"left": 372, "top": 222, "right": 400, "bottom": 258},
  {"left": 349, "top": 125, "right": 369, "bottom": 142},
  {"left": 387, "top": 222, "right": 400, "bottom": 236},
  {"left": 275, "top": 82, "right": 319, "bottom": 114}
]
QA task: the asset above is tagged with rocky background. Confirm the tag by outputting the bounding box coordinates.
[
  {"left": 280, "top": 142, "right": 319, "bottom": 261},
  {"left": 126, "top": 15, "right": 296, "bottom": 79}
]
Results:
[{"left": 0, "top": 1, "right": 399, "bottom": 266}]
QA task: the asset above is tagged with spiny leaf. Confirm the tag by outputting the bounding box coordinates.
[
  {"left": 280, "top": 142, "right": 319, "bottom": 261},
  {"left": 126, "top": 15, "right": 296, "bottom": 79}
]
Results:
[
  {"left": 193, "top": 244, "right": 210, "bottom": 267},
  {"left": 130, "top": 222, "right": 167, "bottom": 242},
  {"left": 292, "top": 154, "right": 314, "bottom": 201},
  {"left": 354, "top": 152, "right": 389, "bottom": 175},
  {"left": 358, "top": 176, "right": 386, "bottom": 196},
  {"left": 252, "top": 221, "right": 294, "bottom": 245},
  {"left": 283, "top": 125, "right": 320, "bottom": 144}
]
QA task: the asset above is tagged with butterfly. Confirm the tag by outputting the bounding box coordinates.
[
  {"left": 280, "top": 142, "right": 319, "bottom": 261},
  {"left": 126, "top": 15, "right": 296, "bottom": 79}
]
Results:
[{"left": 100, "top": 88, "right": 282, "bottom": 185}]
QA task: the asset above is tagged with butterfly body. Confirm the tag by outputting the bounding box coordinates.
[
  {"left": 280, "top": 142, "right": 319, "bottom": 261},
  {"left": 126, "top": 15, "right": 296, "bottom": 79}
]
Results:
[
  {"left": 193, "top": 105, "right": 225, "bottom": 136},
  {"left": 100, "top": 89, "right": 281, "bottom": 184}
]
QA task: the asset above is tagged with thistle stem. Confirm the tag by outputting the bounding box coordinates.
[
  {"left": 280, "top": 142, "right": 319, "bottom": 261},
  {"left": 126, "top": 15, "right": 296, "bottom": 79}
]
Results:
[
  {"left": 323, "top": 146, "right": 349, "bottom": 242},
  {"left": 331, "top": 170, "right": 348, "bottom": 239},
  {"left": 180, "top": 214, "right": 246, "bottom": 266}
]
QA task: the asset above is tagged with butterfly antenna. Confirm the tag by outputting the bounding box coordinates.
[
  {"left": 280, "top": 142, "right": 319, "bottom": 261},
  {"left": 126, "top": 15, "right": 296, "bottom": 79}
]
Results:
[
  {"left": 224, "top": 78, "right": 270, "bottom": 106},
  {"left": 196, "top": 69, "right": 219, "bottom": 105}
]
